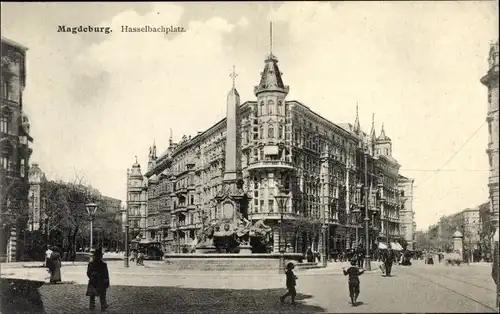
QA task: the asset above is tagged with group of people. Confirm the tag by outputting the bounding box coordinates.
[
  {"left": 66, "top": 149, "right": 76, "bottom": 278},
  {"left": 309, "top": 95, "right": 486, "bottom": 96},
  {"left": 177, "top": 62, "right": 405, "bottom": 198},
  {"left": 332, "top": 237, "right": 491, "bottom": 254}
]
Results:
[
  {"left": 44, "top": 244, "right": 111, "bottom": 311},
  {"left": 129, "top": 250, "right": 145, "bottom": 266}
]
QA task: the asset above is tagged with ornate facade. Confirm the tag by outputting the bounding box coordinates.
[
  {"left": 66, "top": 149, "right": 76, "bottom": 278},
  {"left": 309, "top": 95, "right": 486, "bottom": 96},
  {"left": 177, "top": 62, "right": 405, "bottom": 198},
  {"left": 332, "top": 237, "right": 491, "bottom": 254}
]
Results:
[
  {"left": 1, "top": 37, "right": 33, "bottom": 261},
  {"left": 27, "top": 163, "right": 46, "bottom": 231},
  {"left": 398, "top": 174, "right": 415, "bottom": 250},
  {"left": 143, "top": 44, "right": 406, "bottom": 254},
  {"left": 125, "top": 159, "right": 148, "bottom": 239},
  {"left": 481, "top": 40, "right": 499, "bottom": 233}
]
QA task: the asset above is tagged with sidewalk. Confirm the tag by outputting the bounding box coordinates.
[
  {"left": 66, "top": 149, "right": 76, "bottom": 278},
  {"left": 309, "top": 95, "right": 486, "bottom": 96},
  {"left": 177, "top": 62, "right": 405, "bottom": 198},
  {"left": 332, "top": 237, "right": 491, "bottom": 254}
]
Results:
[
  {"left": 0, "top": 253, "right": 125, "bottom": 269},
  {"left": 299, "top": 260, "right": 383, "bottom": 274}
]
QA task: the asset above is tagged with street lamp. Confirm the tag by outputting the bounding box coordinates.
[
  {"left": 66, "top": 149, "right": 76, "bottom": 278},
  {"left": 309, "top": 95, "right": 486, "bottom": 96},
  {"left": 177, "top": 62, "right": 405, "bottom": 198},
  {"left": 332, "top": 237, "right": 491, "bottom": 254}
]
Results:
[
  {"left": 274, "top": 185, "right": 290, "bottom": 274},
  {"left": 124, "top": 206, "right": 129, "bottom": 268},
  {"left": 86, "top": 203, "right": 98, "bottom": 249},
  {"left": 363, "top": 149, "right": 372, "bottom": 271}
]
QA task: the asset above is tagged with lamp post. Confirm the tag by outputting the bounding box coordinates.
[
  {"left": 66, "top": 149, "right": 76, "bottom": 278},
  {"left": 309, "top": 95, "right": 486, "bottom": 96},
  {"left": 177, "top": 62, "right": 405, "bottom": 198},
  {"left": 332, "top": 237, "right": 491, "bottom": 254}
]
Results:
[
  {"left": 352, "top": 207, "right": 361, "bottom": 249},
  {"left": 363, "top": 149, "right": 372, "bottom": 271},
  {"left": 274, "top": 185, "right": 290, "bottom": 274},
  {"left": 86, "top": 203, "right": 98, "bottom": 249}
]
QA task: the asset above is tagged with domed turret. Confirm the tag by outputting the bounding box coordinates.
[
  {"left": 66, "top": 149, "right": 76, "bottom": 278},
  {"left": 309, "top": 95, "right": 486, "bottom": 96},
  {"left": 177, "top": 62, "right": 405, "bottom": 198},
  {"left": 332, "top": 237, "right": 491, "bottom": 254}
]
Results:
[
  {"left": 28, "top": 163, "right": 46, "bottom": 184},
  {"left": 129, "top": 156, "right": 143, "bottom": 179},
  {"left": 377, "top": 123, "right": 391, "bottom": 142}
]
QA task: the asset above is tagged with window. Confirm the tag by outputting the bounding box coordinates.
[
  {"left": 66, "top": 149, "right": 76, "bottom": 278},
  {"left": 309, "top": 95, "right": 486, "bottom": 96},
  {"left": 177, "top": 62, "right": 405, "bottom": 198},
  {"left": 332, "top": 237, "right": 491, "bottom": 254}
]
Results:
[
  {"left": 260, "top": 126, "right": 264, "bottom": 139},
  {"left": 260, "top": 101, "right": 264, "bottom": 115},
  {"left": 268, "top": 200, "right": 274, "bottom": 212},
  {"left": 20, "top": 159, "right": 25, "bottom": 177},
  {"left": 0, "top": 156, "right": 10, "bottom": 170},
  {"left": 268, "top": 125, "right": 274, "bottom": 138},
  {"left": 0, "top": 81, "right": 9, "bottom": 99},
  {"left": 277, "top": 100, "right": 282, "bottom": 115},
  {"left": 268, "top": 100, "right": 274, "bottom": 115},
  {"left": 0, "top": 112, "right": 11, "bottom": 133},
  {"left": 278, "top": 125, "right": 283, "bottom": 139}
]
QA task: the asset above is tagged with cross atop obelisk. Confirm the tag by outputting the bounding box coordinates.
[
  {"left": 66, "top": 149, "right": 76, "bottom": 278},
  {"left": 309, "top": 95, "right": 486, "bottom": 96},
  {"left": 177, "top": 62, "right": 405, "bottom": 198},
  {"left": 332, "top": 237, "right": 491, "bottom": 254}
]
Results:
[{"left": 230, "top": 65, "right": 238, "bottom": 88}]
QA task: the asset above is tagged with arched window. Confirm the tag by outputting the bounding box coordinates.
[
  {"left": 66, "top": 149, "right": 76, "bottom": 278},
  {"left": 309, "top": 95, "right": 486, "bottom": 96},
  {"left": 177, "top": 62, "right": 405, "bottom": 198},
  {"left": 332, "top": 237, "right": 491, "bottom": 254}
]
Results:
[
  {"left": 278, "top": 125, "right": 283, "bottom": 139},
  {"left": 253, "top": 103, "right": 258, "bottom": 116},
  {"left": 267, "top": 100, "right": 274, "bottom": 115},
  {"left": 260, "top": 101, "right": 264, "bottom": 115},
  {"left": 277, "top": 100, "right": 283, "bottom": 115},
  {"left": 268, "top": 125, "right": 274, "bottom": 138},
  {"left": 259, "top": 125, "right": 264, "bottom": 139}
]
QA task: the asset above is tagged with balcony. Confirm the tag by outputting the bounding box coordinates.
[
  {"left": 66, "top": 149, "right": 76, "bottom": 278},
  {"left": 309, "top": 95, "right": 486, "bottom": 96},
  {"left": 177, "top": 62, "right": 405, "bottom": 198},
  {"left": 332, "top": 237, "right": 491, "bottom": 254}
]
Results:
[
  {"left": 249, "top": 212, "right": 298, "bottom": 220},
  {"left": 174, "top": 204, "right": 187, "bottom": 213},
  {"left": 247, "top": 160, "right": 294, "bottom": 171},
  {"left": 176, "top": 187, "right": 188, "bottom": 195}
]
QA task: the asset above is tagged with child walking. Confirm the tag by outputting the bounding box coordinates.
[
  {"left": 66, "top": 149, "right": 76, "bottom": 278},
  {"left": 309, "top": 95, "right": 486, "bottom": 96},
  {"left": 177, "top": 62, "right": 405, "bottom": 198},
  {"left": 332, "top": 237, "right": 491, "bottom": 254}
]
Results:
[
  {"left": 343, "top": 259, "right": 365, "bottom": 306},
  {"left": 280, "top": 262, "right": 298, "bottom": 305},
  {"left": 86, "top": 248, "right": 110, "bottom": 311}
]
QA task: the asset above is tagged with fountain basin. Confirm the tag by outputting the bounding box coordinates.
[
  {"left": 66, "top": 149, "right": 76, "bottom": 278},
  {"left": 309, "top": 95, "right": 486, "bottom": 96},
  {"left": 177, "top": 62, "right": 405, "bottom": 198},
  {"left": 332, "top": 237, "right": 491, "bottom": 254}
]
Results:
[{"left": 162, "top": 253, "right": 304, "bottom": 272}]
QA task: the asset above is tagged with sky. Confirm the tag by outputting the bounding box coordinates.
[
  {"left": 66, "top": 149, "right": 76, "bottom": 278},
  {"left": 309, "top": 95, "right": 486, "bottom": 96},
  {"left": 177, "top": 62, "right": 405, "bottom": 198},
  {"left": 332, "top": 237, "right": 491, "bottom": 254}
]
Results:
[{"left": 1, "top": 1, "right": 498, "bottom": 230}]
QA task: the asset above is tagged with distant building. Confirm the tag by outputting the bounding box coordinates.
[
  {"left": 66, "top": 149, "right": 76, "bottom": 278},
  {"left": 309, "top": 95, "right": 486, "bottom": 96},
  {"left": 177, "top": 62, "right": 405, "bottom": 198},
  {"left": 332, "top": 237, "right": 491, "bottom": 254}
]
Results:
[
  {"left": 433, "top": 207, "right": 483, "bottom": 250},
  {"left": 125, "top": 158, "right": 147, "bottom": 239},
  {"left": 460, "top": 208, "right": 481, "bottom": 248},
  {"left": 480, "top": 40, "right": 499, "bottom": 235},
  {"left": 27, "top": 163, "right": 46, "bottom": 231},
  {"left": 398, "top": 174, "right": 415, "bottom": 250},
  {"left": 1, "top": 37, "right": 34, "bottom": 261}
]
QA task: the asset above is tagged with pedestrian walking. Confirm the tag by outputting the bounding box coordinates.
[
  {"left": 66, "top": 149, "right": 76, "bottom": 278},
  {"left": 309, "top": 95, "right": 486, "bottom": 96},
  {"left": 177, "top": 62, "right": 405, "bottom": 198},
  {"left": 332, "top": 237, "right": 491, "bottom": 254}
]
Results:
[
  {"left": 280, "top": 262, "right": 298, "bottom": 305},
  {"left": 45, "top": 245, "right": 53, "bottom": 268},
  {"left": 49, "top": 247, "right": 62, "bottom": 284},
  {"left": 384, "top": 248, "right": 395, "bottom": 277},
  {"left": 343, "top": 259, "right": 365, "bottom": 306},
  {"left": 86, "top": 247, "right": 110, "bottom": 311},
  {"left": 44, "top": 245, "right": 53, "bottom": 279}
]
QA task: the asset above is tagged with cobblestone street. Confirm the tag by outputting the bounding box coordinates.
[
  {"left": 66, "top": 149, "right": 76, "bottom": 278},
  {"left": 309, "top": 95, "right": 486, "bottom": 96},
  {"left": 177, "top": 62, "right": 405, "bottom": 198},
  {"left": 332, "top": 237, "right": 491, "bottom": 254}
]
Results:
[{"left": 1, "top": 260, "right": 497, "bottom": 313}]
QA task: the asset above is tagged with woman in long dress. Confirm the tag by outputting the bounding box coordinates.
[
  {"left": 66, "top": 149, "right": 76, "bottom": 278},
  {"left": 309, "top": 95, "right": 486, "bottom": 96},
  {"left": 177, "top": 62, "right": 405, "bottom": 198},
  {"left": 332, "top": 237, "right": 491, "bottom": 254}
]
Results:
[{"left": 50, "top": 247, "right": 62, "bottom": 284}]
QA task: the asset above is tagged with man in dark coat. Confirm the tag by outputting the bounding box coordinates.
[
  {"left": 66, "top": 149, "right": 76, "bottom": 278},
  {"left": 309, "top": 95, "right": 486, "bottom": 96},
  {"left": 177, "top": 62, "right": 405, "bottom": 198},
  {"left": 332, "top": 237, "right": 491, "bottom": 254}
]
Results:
[
  {"left": 356, "top": 246, "right": 365, "bottom": 268},
  {"left": 384, "top": 248, "right": 395, "bottom": 277},
  {"left": 86, "top": 248, "right": 110, "bottom": 310}
]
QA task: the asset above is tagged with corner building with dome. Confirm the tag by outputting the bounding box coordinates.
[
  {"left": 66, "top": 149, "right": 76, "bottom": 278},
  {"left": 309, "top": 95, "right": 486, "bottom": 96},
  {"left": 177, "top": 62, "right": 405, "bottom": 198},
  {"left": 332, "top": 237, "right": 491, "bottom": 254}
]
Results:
[{"left": 138, "top": 46, "right": 410, "bottom": 255}]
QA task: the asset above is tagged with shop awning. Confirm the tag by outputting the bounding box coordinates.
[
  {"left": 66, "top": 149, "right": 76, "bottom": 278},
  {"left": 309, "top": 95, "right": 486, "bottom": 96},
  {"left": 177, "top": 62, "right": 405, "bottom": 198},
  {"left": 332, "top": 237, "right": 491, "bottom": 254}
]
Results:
[
  {"left": 378, "top": 242, "right": 388, "bottom": 249},
  {"left": 390, "top": 242, "right": 403, "bottom": 251}
]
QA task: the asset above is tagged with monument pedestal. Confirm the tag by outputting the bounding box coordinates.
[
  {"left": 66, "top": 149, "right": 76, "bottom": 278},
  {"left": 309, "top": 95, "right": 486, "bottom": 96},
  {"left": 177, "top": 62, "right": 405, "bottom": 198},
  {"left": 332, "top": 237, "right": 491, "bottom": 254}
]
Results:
[
  {"left": 196, "top": 246, "right": 217, "bottom": 254},
  {"left": 238, "top": 245, "right": 252, "bottom": 254}
]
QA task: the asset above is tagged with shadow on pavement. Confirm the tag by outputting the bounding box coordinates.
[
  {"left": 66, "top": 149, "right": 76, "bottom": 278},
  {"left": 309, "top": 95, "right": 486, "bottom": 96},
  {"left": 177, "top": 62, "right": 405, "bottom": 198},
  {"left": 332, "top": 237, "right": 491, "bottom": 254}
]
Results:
[
  {"left": 1, "top": 279, "right": 326, "bottom": 313},
  {"left": 0, "top": 278, "right": 45, "bottom": 313}
]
